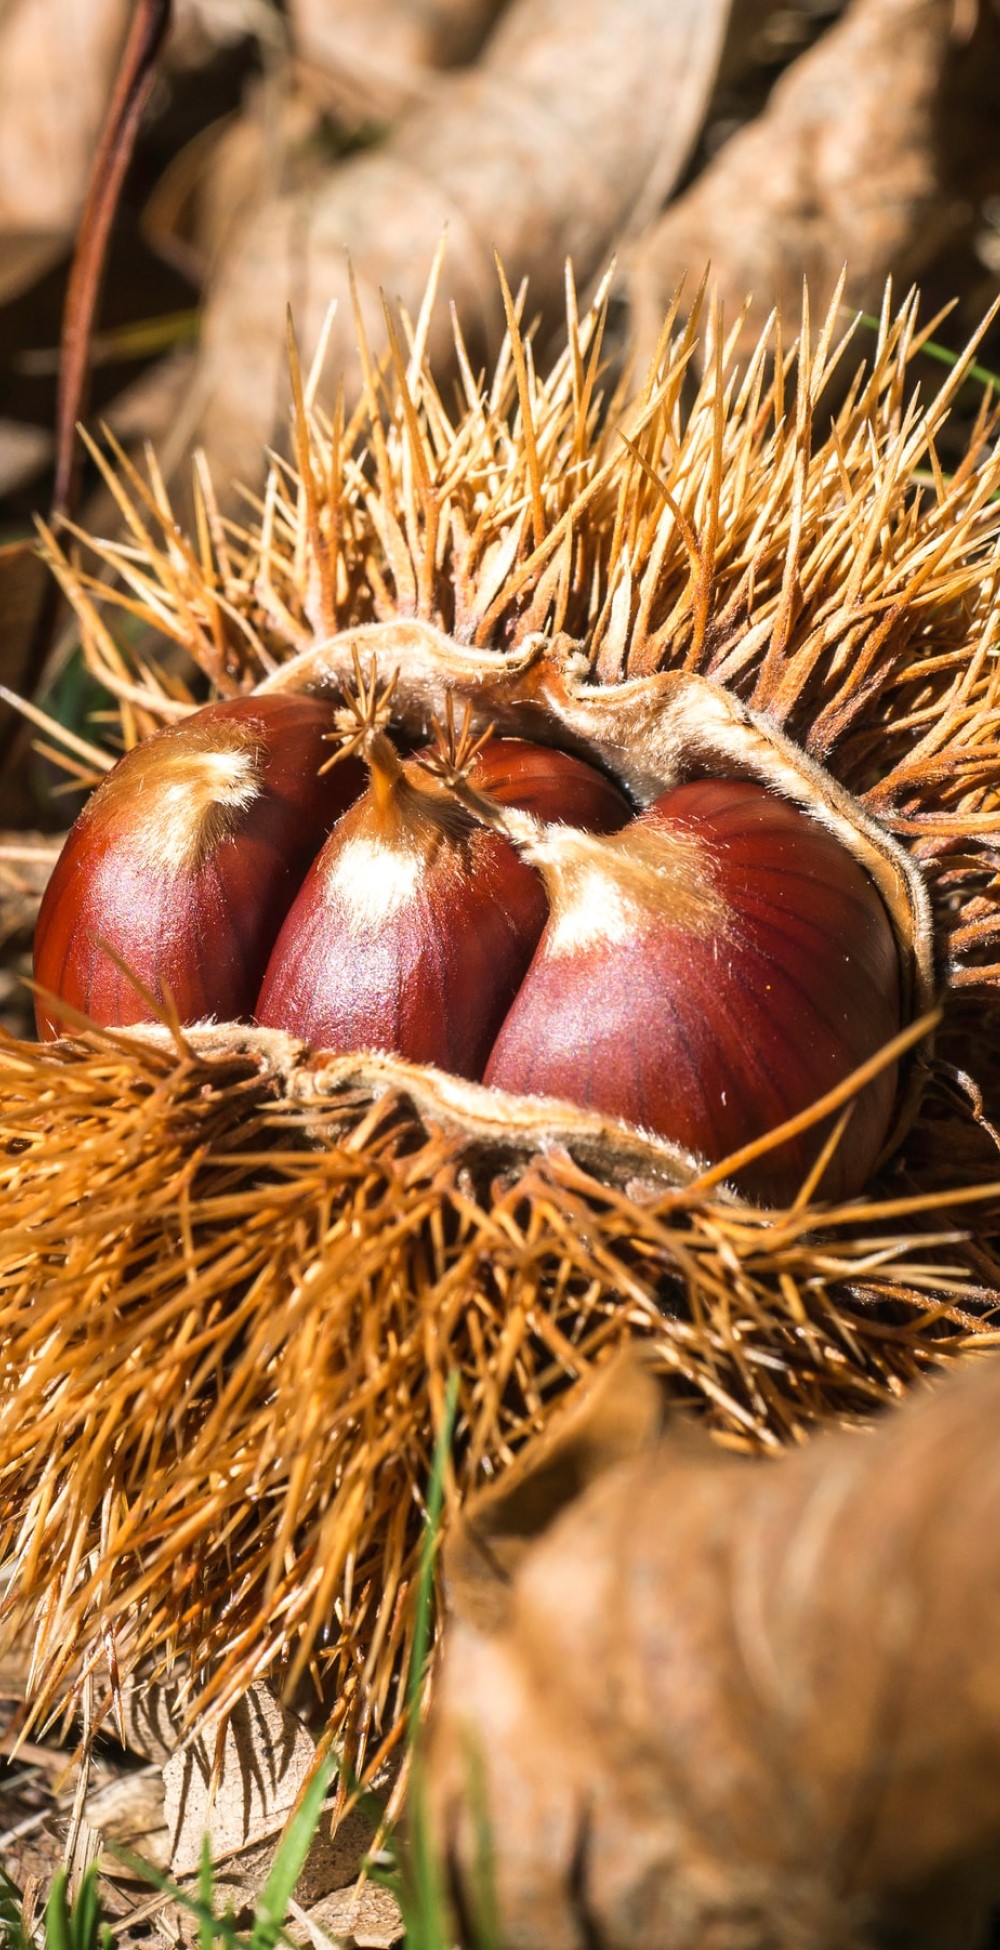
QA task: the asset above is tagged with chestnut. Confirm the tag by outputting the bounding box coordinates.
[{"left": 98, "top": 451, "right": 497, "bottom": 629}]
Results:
[
  {"left": 483, "top": 778, "right": 903, "bottom": 1202},
  {"left": 33, "top": 695, "right": 365, "bottom": 1036},
  {"left": 255, "top": 735, "right": 629, "bottom": 1076},
  {"left": 464, "top": 737, "right": 631, "bottom": 833}
]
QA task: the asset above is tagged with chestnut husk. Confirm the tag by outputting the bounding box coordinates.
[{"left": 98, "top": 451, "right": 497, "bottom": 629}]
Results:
[{"left": 9, "top": 277, "right": 992, "bottom": 1802}]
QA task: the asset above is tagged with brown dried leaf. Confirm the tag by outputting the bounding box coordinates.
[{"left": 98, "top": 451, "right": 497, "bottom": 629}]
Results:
[
  {"left": 168, "top": 0, "right": 283, "bottom": 69},
  {"left": 163, "top": 1684, "right": 320, "bottom": 1874},
  {"left": 444, "top": 1351, "right": 668, "bottom": 1632},
  {"left": 0, "top": 0, "right": 129, "bottom": 235},
  {"left": 196, "top": 0, "right": 733, "bottom": 488},
  {"left": 296, "top": 1878, "right": 403, "bottom": 1949},
  {"left": 105, "top": 349, "right": 200, "bottom": 444},
  {"left": 145, "top": 87, "right": 323, "bottom": 286},
  {"left": 87, "top": 1769, "right": 170, "bottom": 1874},
  {"left": 430, "top": 1352, "right": 1000, "bottom": 1949},
  {"left": 0, "top": 230, "right": 66, "bottom": 307},
  {"left": 0, "top": 423, "right": 52, "bottom": 498},
  {"left": 162, "top": 1681, "right": 383, "bottom": 1923},
  {"left": 288, "top": 0, "right": 507, "bottom": 124},
  {"left": 627, "top": 0, "right": 978, "bottom": 369}
]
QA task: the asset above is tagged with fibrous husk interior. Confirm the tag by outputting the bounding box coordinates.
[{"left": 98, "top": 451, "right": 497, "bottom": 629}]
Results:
[{"left": 4, "top": 267, "right": 1000, "bottom": 1774}]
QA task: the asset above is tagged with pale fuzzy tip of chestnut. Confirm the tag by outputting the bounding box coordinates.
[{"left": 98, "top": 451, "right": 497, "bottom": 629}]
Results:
[
  {"left": 321, "top": 832, "right": 424, "bottom": 927},
  {"left": 307, "top": 724, "right": 487, "bottom": 933},
  {"left": 505, "top": 817, "right": 721, "bottom": 956},
  {"left": 141, "top": 749, "right": 262, "bottom": 872},
  {"left": 94, "top": 725, "right": 266, "bottom": 876}
]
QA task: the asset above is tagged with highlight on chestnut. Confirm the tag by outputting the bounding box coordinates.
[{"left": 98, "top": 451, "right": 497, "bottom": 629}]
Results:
[{"left": 33, "top": 658, "right": 916, "bottom": 1204}]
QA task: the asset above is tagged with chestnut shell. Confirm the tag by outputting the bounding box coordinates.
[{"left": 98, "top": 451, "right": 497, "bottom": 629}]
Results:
[
  {"left": 256, "top": 810, "right": 549, "bottom": 1078},
  {"left": 254, "top": 738, "right": 627, "bottom": 1076},
  {"left": 484, "top": 779, "right": 903, "bottom": 1202},
  {"left": 466, "top": 737, "right": 631, "bottom": 831},
  {"left": 34, "top": 695, "right": 364, "bottom": 1036}
]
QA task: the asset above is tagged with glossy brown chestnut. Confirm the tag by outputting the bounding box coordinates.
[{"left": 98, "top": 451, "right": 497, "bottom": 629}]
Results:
[
  {"left": 33, "top": 695, "right": 365, "bottom": 1037},
  {"left": 464, "top": 737, "right": 631, "bottom": 832},
  {"left": 484, "top": 778, "right": 902, "bottom": 1202},
  {"left": 254, "top": 734, "right": 573, "bottom": 1077}
]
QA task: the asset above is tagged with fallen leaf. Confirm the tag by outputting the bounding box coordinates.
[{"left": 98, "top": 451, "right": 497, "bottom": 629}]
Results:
[
  {"left": 162, "top": 1681, "right": 385, "bottom": 1930},
  {"left": 0, "top": 422, "right": 52, "bottom": 497},
  {"left": 163, "top": 1683, "right": 321, "bottom": 1874},
  {"left": 195, "top": 0, "right": 734, "bottom": 490},
  {"left": 288, "top": 0, "right": 506, "bottom": 124},
  {"left": 627, "top": 0, "right": 993, "bottom": 370},
  {"left": 444, "top": 1346, "right": 667, "bottom": 1632},
  {"left": 87, "top": 1768, "right": 170, "bottom": 1873},
  {"left": 298, "top": 1876, "right": 403, "bottom": 1948},
  {"left": 145, "top": 87, "right": 322, "bottom": 286},
  {"left": 0, "top": 0, "right": 130, "bottom": 235},
  {"left": 429, "top": 1351, "right": 1000, "bottom": 1948},
  {"left": 168, "top": 0, "right": 283, "bottom": 69},
  {"left": 0, "top": 230, "right": 66, "bottom": 306}
]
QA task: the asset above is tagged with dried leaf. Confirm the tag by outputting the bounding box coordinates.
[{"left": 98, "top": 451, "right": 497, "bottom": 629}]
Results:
[
  {"left": 196, "top": 0, "right": 733, "bottom": 487},
  {"left": 429, "top": 1353, "right": 1000, "bottom": 1949},
  {"left": 104, "top": 348, "right": 200, "bottom": 444},
  {"left": 444, "top": 1351, "right": 667, "bottom": 1632},
  {"left": 162, "top": 1681, "right": 384, "bottom": 1924},
  {"left": 627, "top": 0, "right": 987, "bottom": 370},
  {"left": 288, "top": 0, "right": 507, "bottom": 123},
  {"left": 145, "top": 86, "right": 322, "bottom": 286},
  {"left": 0, "top": 0, "right": 129, "bottom": 235},
  {"left": 163, "top": 1684, "right": 320, "bottom": 1874},
  {"left": 86, "top": 1770, "right": 170, "bottom": 1874},
  {"left": 0, "top": 230, "right": 65, "bottom": 307},
  {"left": 0, "top": 422, "right": 52, "bottom": 497},
  {"left": 298, "top": 1878, "right": 403, "bottom": 1949},
  {"left": 168, "top": 0, "right": 282, "bottom": 69}
]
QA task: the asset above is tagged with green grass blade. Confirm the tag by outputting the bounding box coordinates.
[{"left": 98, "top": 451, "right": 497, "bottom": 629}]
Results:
[
  {"left": 382, "top": 1367, "right": 461, "bottom": 1950},
  {"left": 248, "top": 1746, "right": 339, "bottom": 1950},
  {"left": 408, "top": 1368, "right": 460, "bottom": 1726},
  {"left": 73, "top": 1870, "right": 96, "bottom": 1950},
  {"left": 198, "top": 1836, "right": 216, "bottom": 1950},
  {"left": 860, "top": 313, "right": 1000, "bottom": 394},
  {"left": 41, "top": 1873, "right": 71, "bottom": 1950}
]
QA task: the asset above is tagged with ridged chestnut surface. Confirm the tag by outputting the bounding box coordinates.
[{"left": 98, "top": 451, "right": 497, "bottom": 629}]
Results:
[
  {"left": 484, "top": 779, "right": 903, "bottom": 1201},
  {"left": 254, "top": 735, "right": 627, "bottom": 1077},
  {"left": 34, "top": 695, "right": 364, "bottom": 1036},
  {"left": 465, "top": 737, "right": 631, "bottom": 832}
]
